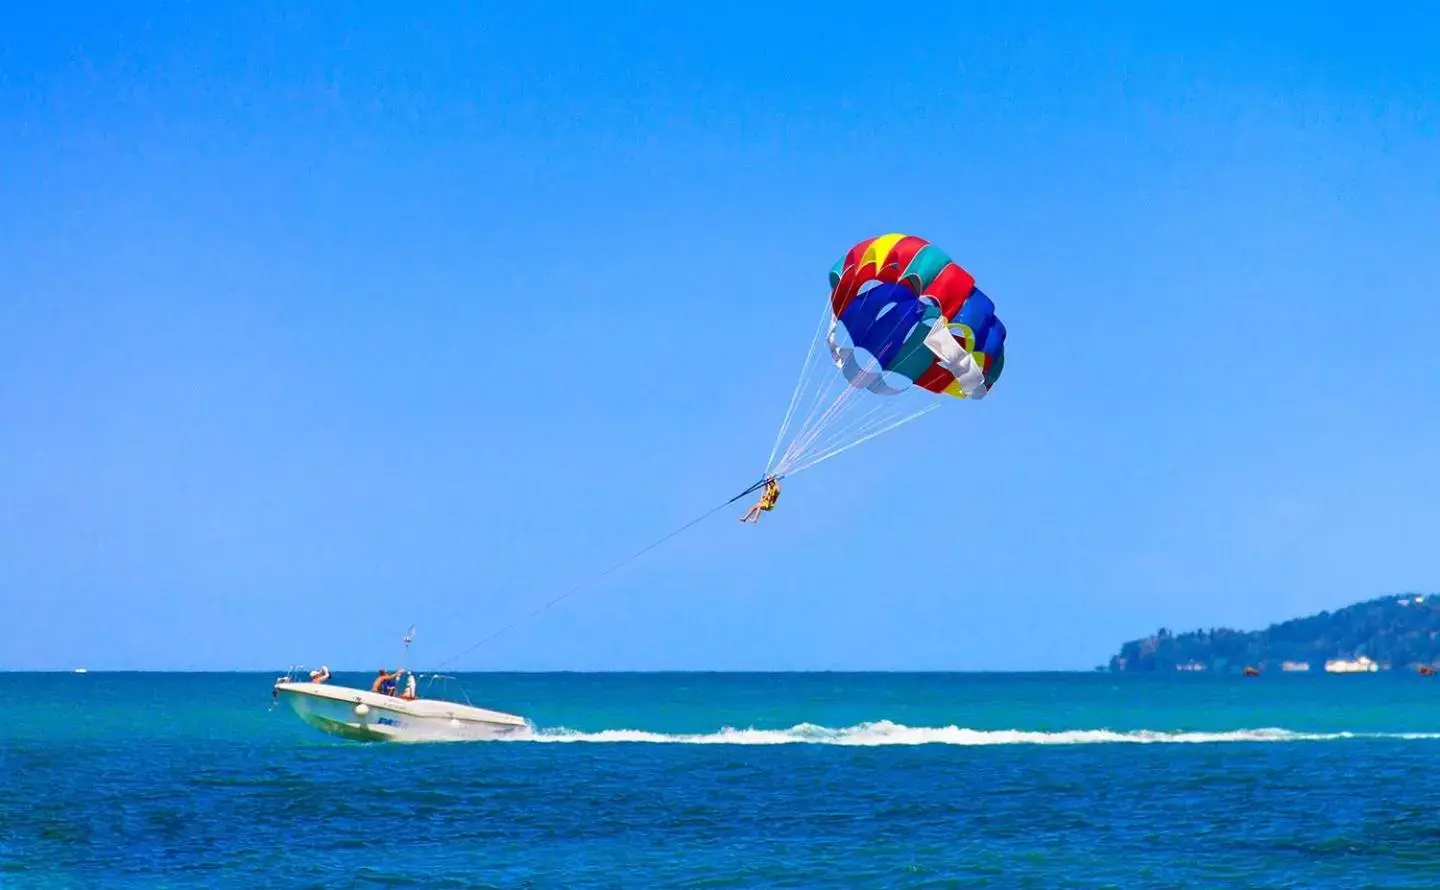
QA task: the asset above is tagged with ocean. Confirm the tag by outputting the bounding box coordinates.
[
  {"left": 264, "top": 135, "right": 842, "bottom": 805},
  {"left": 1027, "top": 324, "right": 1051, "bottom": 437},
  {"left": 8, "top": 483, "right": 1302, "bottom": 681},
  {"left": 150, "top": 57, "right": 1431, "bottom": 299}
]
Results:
[{"left": 5, "top": 670, "right": 1440, "bottom": 888}]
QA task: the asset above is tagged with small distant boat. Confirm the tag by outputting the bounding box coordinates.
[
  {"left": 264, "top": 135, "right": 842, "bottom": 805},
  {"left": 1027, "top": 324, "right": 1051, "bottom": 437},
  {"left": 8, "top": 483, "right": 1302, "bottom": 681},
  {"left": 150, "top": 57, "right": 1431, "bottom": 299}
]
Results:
[
  {"left": 271, "top": 626, "right": 528, "bottom": 743},
  {"left": 73, "top": 668, "right": 87, "bottom": 674},
  {"left": 1418, "top": 665, "right": 1435, "bottom": 676},
  {"left": 1243, "top": 666, "right": 1260, "bottom": 677}
]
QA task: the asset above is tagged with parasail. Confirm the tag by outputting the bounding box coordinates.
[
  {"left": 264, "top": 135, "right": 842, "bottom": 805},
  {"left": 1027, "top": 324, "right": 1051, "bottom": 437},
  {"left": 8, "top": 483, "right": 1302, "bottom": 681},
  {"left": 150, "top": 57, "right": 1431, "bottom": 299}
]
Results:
[
  {"left": 763, "top": 233, "right": 1007, "bottom": 480},
  {"left": 430, "top": 233, "right": 1009, "bottom": 663}
]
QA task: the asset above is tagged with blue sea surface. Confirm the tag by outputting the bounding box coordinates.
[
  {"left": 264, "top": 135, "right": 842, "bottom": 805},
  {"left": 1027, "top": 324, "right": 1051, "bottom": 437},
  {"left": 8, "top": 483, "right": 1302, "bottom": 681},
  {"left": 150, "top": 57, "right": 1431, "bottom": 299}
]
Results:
[{"left": 5, "top": 671, "right": 1440, "bottom": 888}]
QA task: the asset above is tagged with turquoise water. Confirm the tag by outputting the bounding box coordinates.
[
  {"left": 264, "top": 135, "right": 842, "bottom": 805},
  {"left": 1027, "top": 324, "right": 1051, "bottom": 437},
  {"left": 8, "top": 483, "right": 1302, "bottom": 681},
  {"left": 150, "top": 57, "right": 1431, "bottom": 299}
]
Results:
[{"left": 6, "top": 671, "right": 1440, "bottom": 887}]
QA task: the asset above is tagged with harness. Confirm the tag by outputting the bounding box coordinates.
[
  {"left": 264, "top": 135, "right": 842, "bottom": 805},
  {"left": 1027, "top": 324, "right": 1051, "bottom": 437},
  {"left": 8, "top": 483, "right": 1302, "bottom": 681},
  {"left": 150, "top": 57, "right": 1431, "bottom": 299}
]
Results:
[{"left": 761, "top": 483, "right": 780, "bottom": 508}]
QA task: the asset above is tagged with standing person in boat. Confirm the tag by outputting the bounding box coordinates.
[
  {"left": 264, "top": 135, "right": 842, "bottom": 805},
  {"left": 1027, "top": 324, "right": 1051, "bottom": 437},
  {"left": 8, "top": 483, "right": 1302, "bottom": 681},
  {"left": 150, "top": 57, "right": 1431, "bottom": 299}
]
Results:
[
  {"left": 740, "top": 476, "right": 781, "bottom": 523},
  {"left": 401, "top": 671, "right": 418, "bottom": 700},
  {"left": 372, "top": 668, "right": 400, "bottom": 695},
  {"left": 308, "top": 665, "right": 331, "bottom": 684}
]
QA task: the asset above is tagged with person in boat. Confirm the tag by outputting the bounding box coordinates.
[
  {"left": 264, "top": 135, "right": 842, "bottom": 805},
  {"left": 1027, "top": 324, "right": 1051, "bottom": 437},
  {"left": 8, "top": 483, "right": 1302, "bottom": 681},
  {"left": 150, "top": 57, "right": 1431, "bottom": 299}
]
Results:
[
  {"left": 740, "top": 476, "right": 781, "bottom": 523},
  {"left": 308, "top": 665, "right": 331, "bottom": 684},
  {"left": 372, "top": 668, "right": 400, "bottom": 695},
  {"left": 401, "top": 671, "right": 418, "bottom": 701}
]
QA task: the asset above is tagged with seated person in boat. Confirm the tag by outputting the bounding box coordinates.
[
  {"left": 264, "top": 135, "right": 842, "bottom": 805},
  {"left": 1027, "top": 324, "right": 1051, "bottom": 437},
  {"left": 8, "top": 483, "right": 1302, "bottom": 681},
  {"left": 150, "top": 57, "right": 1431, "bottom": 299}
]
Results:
[
  {"left": 308, "top": 665, "right": 331, "bottom": 684},
  {"left": 372, "top": 668, "right": 400, "bottom": 695}
]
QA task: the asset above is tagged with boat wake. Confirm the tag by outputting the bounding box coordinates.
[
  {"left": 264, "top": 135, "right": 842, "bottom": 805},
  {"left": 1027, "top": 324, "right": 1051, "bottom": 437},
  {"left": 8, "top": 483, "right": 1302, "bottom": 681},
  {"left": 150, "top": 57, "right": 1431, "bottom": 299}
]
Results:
[{"left": 506, "top": 720, "right": 1440, "bottom": 746}]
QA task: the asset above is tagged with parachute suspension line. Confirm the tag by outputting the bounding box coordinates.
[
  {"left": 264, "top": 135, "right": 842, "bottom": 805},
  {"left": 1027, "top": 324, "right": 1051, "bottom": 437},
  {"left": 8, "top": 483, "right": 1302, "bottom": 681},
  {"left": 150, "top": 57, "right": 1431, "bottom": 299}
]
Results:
[
  {"left": 776, "top": 386, "right": 935, "bottom": 478},
  {"left": 799, "top": 387, "right": 909, "bottom": 456},
  {"left": 782, "top": 391, "right": 926, "bottom": 475},
  {"left": 766, "top": 306, "right": 852, "bottom": 476},
  {"left": 432, "top": 479, "right": 769, "bottom": 671},
  {"left": 770, "top": 363, "right": 874, "bottom": 477},
  {"left": 783, "top": 328, "right": 944, "bottom": 466},
  {"left": 781, "top": 402, "right": 938, "bottom": 476},
  {"left": 775, "top": 378, "right": 850, "bottom": 468},
  {"left": 774, "top": 379, "right": 867, "bottom": 475},
  {"left": 766, "top": 319, "right": 870, "bottom": 478},
  {"left": 765, "top": 301, "right": 950, "bottom": 480},
  {"left": 765, "top": 297, "right": 837, "bottom": 473}
]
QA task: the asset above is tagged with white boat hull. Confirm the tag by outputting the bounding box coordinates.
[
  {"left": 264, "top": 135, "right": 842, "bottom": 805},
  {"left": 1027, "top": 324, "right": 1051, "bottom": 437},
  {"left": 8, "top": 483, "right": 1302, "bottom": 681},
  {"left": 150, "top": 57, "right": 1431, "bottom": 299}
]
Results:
[{"left": 274, "top": 681, "right": 528, "bottom": 742}]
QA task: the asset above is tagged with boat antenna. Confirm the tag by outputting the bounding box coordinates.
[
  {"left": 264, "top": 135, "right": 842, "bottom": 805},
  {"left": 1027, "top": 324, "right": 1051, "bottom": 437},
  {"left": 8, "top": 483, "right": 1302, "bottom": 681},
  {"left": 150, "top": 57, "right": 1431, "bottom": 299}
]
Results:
[{"left": 400, "top": 625, "right": 416, "bottom": 674}]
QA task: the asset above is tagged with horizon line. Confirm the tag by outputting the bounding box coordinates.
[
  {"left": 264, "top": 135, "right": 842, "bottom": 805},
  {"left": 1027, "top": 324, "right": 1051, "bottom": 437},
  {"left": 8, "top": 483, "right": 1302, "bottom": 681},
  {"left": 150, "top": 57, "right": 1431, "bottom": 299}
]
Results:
[{"left": 3, "top": 667, "right": 1111, "bottom": 674}]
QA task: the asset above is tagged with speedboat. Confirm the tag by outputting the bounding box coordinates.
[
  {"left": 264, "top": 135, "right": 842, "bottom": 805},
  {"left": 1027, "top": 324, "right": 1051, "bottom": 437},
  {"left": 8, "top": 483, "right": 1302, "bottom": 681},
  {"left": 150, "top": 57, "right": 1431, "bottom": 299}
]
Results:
[
  {"left": 271, "top": 628, "right": 529, "bottom": 742},
  {"left": 272, "top": 674, "right": 528, "bottom": 742}
]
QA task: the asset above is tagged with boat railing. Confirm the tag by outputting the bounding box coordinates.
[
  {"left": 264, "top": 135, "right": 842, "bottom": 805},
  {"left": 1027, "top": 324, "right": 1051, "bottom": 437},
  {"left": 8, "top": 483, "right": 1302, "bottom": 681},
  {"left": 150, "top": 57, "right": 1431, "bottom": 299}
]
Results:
[
  {"left": 417, "top": 672, "right": 477, "bottom": 707},
  {"left": 275, "top": 664, "right": 308, "bottom": 684}
]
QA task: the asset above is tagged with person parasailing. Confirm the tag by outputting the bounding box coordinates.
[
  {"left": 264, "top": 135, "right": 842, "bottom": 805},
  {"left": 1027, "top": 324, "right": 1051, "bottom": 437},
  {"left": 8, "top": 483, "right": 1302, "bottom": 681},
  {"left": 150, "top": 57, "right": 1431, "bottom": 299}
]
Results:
[{"left": 740, "top": 476, "right": 781, "bottom": 523}]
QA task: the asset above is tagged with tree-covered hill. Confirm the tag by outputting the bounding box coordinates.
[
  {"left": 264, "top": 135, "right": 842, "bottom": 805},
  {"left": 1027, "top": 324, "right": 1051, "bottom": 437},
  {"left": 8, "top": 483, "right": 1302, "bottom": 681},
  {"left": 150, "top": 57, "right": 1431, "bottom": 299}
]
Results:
[{"left": 1109, "top": 594, "right": 1440, "bottom": 672}]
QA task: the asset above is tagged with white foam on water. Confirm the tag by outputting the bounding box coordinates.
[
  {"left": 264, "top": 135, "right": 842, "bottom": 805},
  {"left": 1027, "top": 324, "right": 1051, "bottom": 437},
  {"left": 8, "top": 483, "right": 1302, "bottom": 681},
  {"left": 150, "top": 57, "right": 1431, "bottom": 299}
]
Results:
[{"left": 501, "top": 720, "right": 1440, "bottom": 746}]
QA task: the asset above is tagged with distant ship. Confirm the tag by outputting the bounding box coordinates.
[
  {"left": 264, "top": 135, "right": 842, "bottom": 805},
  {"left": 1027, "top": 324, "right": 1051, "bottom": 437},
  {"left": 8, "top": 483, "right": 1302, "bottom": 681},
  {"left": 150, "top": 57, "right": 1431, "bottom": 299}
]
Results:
[{"left": 1324, "top": 656, "right": 1379, "bottom": 674}]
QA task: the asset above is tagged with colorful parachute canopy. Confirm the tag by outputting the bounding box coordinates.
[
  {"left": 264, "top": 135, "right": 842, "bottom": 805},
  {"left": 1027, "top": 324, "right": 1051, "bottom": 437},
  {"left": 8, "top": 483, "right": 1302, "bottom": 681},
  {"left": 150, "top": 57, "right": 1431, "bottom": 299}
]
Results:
[
  {"left": 763, "top": 232, "right": 1006, "bottom": 480},
  {"left": 826, "top": 233, "right": 1006, "bottom": 399}
]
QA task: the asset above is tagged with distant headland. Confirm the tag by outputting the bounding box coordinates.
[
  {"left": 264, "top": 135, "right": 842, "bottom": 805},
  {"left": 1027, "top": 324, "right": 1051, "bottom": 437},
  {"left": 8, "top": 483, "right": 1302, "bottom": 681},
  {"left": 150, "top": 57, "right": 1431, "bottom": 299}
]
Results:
[{"left": 1108, "top": 594, "right": 1440, "bottom": 674}]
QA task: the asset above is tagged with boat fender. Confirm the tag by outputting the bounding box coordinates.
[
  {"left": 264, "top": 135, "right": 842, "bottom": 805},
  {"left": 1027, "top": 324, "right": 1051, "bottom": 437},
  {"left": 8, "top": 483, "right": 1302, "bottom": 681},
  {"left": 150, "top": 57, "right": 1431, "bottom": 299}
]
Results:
[{"left": 354, "top": 703, "right": 370, "bottom": 717}]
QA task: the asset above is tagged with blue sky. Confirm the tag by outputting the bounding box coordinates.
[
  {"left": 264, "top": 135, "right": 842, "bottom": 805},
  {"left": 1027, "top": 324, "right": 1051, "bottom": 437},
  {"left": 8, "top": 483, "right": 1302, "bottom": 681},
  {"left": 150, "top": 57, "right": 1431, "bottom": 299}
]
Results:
[{"left": 2, "top": 2, "right": 1438, "bottom": 671}]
